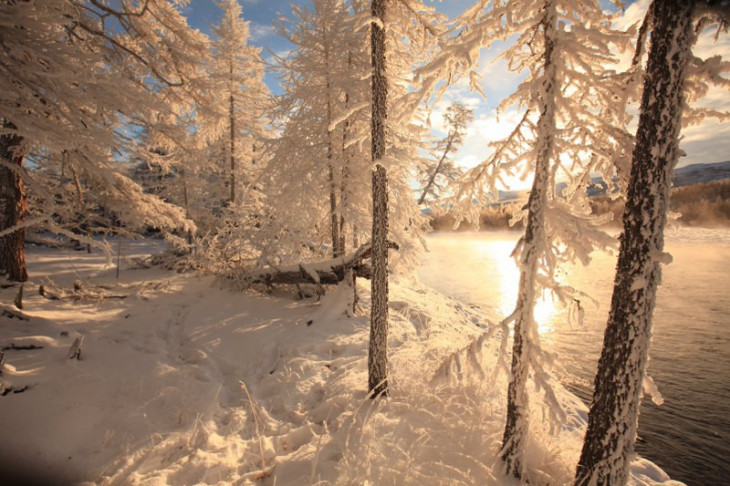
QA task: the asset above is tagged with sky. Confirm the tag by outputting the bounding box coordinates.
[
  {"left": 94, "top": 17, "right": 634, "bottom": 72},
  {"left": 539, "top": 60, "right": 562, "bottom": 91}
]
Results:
[{"left": 182, "top": 0, "right": 730, "bottom": 187}]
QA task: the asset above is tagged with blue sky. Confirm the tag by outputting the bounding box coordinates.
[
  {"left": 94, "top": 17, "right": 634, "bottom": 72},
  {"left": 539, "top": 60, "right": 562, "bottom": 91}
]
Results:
[
  {"left": 183, "top": 0, "right": 473, "bottom": 74},
  {"left": 182, "top": 0, "right": 730, "bottom": 183}
]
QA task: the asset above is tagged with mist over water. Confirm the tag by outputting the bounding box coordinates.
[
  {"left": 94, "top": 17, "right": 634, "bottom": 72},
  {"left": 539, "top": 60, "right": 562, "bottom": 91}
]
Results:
[{"left": 419, "top": 228, "right": 730, "bottom": 485}]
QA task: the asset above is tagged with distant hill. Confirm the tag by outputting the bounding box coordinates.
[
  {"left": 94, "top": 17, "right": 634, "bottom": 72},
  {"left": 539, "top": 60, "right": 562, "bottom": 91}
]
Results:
[
  {"left": 581, "top": 160, "right": 730, "bottom": 197},
  {"left": 423, "top": 161, "right": 730, "bottom": 211},
  {"left": 672, "top": 161, "right": 730, "bottom": 187}
]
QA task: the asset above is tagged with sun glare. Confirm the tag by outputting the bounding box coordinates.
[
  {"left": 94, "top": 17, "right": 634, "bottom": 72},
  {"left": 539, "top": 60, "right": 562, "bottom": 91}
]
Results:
[{"left": 488, "top": 239, "right": 560, "bottom": 338}]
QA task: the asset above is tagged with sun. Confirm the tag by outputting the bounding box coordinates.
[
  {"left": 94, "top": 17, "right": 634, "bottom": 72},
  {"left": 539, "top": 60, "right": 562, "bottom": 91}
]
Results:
[{"left": 487, "top": 239, "right": 560, "bottom": 338}]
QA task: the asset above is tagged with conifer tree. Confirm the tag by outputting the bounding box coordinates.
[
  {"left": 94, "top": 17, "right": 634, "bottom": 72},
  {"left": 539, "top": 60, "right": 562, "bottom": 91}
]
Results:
[
  {"left": 417, "top": 102, "right": 472, "bottom": 205},
  {"left": 208, "top": 0, "right": 269, "bottom": 208},
  {"left": 576, "top": 1, "right": 729, "bottom": 483},
  {"left": 368, "top": 0, "right": 389, "bottom": 398},
  {"left": 439, "top": 0, "right": 633, "bottom": 478},
  {"left": 265, "top": 0, "right": 372, "bottom": 264},
  {"left": 0, "top": 0, "right": 209, "bottom": 279}
]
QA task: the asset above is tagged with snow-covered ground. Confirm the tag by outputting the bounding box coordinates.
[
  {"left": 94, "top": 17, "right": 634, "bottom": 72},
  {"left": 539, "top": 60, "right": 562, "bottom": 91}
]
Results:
[{"left": 0, "top": 241, "right": 682, "bottom": 485}]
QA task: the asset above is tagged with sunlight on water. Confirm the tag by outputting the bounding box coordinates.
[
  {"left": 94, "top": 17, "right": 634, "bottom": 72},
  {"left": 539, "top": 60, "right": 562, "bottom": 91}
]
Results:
[
  {"left": 420, "top": 228, "right": 730, "bottom": 485},
  {"left": 447, "top": 233, "right": 561, "bottom": 337}
]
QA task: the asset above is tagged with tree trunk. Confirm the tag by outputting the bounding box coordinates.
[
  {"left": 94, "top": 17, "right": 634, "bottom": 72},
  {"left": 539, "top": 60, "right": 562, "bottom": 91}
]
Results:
[
  {"left": 339, "top": 51, "right": 353, "bottom": 257},
  {"left": 575, "top": 2, "right": 695, "bottom": 485},
  {"left": 368, "top": 0, "right": 389, "bottom": 398},
  {"left": 229, "top": 56, "right": 237, "bottom": 205},
  {"left": 501, "top": 2, "right": 557, "bottom": 479},
  {"left": 0, "top": 126, "right": 27, "bottom": 282},
  {"left": 417, "top": 136, "right": 453, "bottom": 205},
  {"left": 323, "top": 28, "right": 341, "bottom": 259},
  {"left": 327, "top": 151, "right": 340, "bottom": 258}
]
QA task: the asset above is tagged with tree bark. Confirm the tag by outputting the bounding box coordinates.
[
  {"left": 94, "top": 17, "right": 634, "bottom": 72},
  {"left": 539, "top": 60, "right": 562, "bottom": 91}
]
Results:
[
  {"left": 501, "top": 2, "right": 557, "bottom": 479},
  {"left": 576, "top": 2, "right": 695, "bottom": 485},
  {"left": 229, "top": 54, "right": 237, "bottom": 205},
  {"left": 368, "top": 0, "right": 389, "bottom": 398},
  {"left": 323, "top": 26, "right": 341, "bottom": 258},
  {"left": 0, "top": 125, "right": 28, "bottom": 282},
  {"left": 339, "top": 51, "right": 353, "bottom": 256}
]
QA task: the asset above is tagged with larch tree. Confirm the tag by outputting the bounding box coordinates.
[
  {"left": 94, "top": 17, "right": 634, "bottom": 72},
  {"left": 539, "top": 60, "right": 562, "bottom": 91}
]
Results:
[
  {"left": 180, "top": 0, "right": 272, "bottom": 267},
  {"left": 417, "top": 102, "right": 473, "bottom": 205},
  {"left": 438, "top": 0, "right": 635, "bottom": 478},
  {"left": 132, "top": 108, "right": 201, "bottom": 246},
  {"left": 264, "top": 0, "right": 442, "bottom": 270},
  {"left": 368, "top": 0, "right": 388, "bottom": 398},
  {"left": 264, "top": 0, "right": 372, "bottom": 264},
  {"left": 208, "top": 0, "right": 269, "bottom": 209},
  {"left": 0, "top": 0, "right": 209, "bottom": 280},
  {"left": 365, "top": 0, "right": 452, "bottom": 396},
  {"left": 576, "top": 1, "right": 730, "bottom": 483}
]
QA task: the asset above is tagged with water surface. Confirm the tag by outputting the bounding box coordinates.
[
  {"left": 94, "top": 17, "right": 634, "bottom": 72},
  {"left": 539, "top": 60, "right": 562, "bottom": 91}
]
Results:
[{"left": 419, "top": 228, "right": 730, "bottom": 485}]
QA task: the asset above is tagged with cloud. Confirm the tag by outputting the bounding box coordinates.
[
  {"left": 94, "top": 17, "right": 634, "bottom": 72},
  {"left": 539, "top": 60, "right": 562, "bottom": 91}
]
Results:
[
  {"left": 250, "top": 22, "right": 275, "bottom": 41},
  {"left": 612, "top": 0, "right": 651, "bottom": 32},
  {"left": 263, "top": 48, "right": 292, "bottom": 66},
  {"left": 680, "top": 119, "right": 730, "bottom": 166},
  {"left": 453, "top": 107, "right": 528, "bottom": 166},
  {"left": 694, "top": 24, "right": 730, "bottom": 60}
]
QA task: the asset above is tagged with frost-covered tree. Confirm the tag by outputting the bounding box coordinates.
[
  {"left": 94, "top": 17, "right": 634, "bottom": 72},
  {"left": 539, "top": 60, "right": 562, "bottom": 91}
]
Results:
[
  {"left": 365, "top": 0, "right": 450, "bottom": 396},
  {"left": 438, "top": 0, "right": 634, "bottom": 478},
  {"left": 263, "top": 0, "right": 442, "bottom": 269},
  {"left": 576, "top": 1, "right": 730, "bottom": 483},
  {"left": 0, "top": 124, "right": 26, "bottom": 280},
  {"left": 0, "top": 0, "right": 209, "bottom": 280},
  {"left": 207, "top": 0, "right": 269, "bottom": 208},
  {"left": 368, "top": 0, "right": 389, "bottom": 398},
  {"left": 417, "top": 102, "right": 473, "bottom": 205},
  {"left": 132, "top": 109, "right": 201, "bottom": 242},
  {"left": 265, "top": 0, "right": 371, "bottom": 263}
]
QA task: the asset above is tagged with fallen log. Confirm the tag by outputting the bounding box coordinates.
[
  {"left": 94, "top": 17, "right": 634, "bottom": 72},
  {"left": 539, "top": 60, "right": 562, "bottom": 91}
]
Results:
[
  {"left": 2, "top": 343, "right": 43, "bottom": 351},
  {"left": 246, "top": 240, "right": 398, "bottom": 287}
]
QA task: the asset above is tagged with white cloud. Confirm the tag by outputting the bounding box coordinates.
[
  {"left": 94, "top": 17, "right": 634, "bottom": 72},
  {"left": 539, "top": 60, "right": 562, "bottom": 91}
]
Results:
[
  {"left": 447, "top": 107, "right": 536, "bottom": 189},
  {"left": 612, "top": 0, "right": 651, "bottom": 32},
  {"left": 680, "top": 119, "right": 730, "bottom": 165},
  {"left": 249, "top": 22, "right": 275, "bottom": 41}
]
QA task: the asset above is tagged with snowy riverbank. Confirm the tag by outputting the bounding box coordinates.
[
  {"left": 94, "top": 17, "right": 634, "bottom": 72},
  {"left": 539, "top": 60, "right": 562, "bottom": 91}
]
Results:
[{"left": 0, "top": 242, "right": 682, "bottom": 485}]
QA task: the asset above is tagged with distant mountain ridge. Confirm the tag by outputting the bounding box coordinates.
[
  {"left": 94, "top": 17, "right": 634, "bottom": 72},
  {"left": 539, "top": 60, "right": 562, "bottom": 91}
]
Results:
[
  {"left": 584, "top": 160, "right": 730, "bottom": 197},
  {"left": 425, "top": 161, "right": 730, "bottom": 210},
  {"left": 672, "top": 161, "right": 730, "bottom": 187}
]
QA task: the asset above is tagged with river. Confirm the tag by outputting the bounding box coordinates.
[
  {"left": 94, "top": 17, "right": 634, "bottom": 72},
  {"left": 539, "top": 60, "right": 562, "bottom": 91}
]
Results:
[{"left": 418, "top": 228, "right": 730, "bottom": 485}]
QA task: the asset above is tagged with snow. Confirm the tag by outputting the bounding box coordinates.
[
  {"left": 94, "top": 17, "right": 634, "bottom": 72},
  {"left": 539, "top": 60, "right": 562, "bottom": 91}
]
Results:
[{"left": 0, "top": 242, "right": 682, "bottom": 485}]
